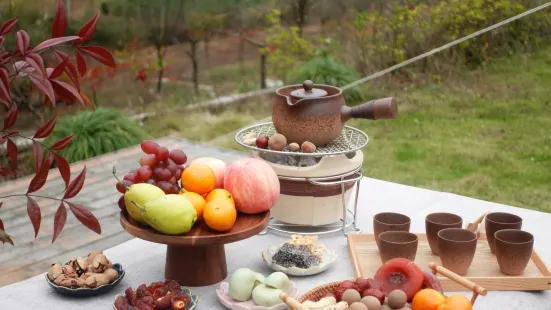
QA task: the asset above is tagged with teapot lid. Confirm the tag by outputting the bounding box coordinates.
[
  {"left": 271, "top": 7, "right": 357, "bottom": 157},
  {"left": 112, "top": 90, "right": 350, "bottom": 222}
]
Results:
[{"left": 290, "top": 80, "right": 328, "bottom": 99}]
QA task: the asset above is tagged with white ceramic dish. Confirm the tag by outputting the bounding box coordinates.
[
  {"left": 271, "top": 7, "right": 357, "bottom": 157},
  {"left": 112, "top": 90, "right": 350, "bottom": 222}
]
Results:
[
  {"left": 261, "top": 244, "right": 338, "bottom": 276},
  {"left": 217, "top": 281, "right": 298, "bottom": 310}
]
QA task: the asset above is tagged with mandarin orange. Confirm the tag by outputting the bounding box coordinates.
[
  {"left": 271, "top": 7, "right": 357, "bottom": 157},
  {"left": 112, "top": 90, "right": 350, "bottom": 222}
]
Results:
[
  {"left": 412, "top": 289, "right": 446, "bottom": 310},
  {"left": 181, "top": 164, "right": 216, "bottom": 194},
  {"left": 437, "top": 295, "right": 472, "bottom": 310},
  {"left": 179, "top": 192, "right": 206, "bottom": 221},
  {"left": 203, "top": 200, "right": 237, "bottom": 232}
]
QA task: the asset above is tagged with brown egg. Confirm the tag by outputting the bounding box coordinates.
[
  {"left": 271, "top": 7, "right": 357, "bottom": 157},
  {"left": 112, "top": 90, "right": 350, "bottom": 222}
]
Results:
[
  {"left": 381, "top": 305, "right": 393, "bottom": 310},
  {"left": 268, "top": 133, "right": 287, "bottom": 151},
  {"left": 387, "top": 290, "right": 407, "bottom": 309},
  {"left": 360, "top": 296, "right": 381, "bottom": 310},
  {"left": 341, "top": 289, "right": 361, "bottom": 305},
  {"left": 349, "top": 302, "right": 368, "bottom": 310}
]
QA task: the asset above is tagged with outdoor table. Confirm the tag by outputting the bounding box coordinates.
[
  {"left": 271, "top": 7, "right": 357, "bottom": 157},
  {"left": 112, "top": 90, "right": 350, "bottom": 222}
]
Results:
[{"left": 0, "top": 177, "right": 550, "bottom": 309}]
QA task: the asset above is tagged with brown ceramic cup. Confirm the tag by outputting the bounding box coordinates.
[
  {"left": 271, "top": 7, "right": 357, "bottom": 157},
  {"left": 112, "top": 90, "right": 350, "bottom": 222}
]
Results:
[
  {"left": 437, "top": 228, "right": 478, "bottom": 275},
  {"left": 494, "top": 229, "right": 534, "bottom": 276},
  {"left": 425, "top": 213, "right": 463, "bottom": 255},
  {"left": 485, "top": 212, "right": 523, "bottom": 254},
  {"left": 378, "top": 231, "right": 418, "bottom": 263},
  {"left": 373, "top": 212, "right": 411, "bottom": 248}
]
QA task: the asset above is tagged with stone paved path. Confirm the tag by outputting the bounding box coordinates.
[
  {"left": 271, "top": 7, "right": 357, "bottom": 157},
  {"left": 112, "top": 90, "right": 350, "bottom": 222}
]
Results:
[{"left": 0, "top": 137, "right": 246, "bottom": 287}]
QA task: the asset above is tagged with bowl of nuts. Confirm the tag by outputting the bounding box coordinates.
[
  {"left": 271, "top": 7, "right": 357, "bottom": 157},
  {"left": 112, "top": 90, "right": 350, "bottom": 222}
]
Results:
[{"left": 45, "top": 250, "right": 125, "bottom": 297}]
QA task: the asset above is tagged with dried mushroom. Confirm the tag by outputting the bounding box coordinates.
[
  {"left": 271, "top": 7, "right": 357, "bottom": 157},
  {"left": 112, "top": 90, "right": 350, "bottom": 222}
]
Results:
[
  {"left": 85, "top": 273, "right": 111, "bottom": 288},
  {"left": 89, "top": 254, "right": 111, "bottom": 273},
  {"left": 104, "top": 268, "right": 119, "bottom": 281},
  {"left": 48, "top": 250, "right": 116, "bottom": 289},
  {"left": 47, "top": 264, "right": 63, "bottom": 281}
]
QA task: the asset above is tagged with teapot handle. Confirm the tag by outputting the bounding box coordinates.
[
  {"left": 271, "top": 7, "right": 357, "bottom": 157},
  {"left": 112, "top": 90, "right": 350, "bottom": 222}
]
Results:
[{"left": 341, "top": 97, "right": 397, "bottom": 121}]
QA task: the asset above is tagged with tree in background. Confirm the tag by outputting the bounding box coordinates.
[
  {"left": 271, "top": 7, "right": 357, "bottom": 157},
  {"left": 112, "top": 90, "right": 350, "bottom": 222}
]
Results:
[
  {"left": 285, "top": 0, "right": 313, "bottom": 37},
  {"left": 262, "top": 9, "right": 314, "bottom": 83},
  {"left": 105, "top": 0, "right": 184, "bottom": 93}
]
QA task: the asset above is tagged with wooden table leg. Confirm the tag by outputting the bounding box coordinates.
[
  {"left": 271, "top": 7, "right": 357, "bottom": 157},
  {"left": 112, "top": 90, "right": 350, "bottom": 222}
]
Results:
[{"left": 165, "top": 244, "right": 228, "bottom": 287}]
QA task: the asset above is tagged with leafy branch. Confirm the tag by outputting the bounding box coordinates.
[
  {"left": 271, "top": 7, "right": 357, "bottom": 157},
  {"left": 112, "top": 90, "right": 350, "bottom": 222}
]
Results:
[{"left": 0, "top": 0, "right": 116, "bottom": 246}]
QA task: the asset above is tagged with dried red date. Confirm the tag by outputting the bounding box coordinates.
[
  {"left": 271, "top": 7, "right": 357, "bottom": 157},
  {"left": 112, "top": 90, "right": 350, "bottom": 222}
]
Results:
[
  {"left": 155, "top": 294, "right": 172, "bottom": 308},
  {"left": 152, "top": 286, "right": 169, "bottom": 299},
  {"left": 164, "top": 279, "right": 181, "bottom": 291},
  {"left": 141, "top": 296, "right": 154, "bottom": 305},
  {"left": 148, "top": 281, "right": 165, "bottom": 293},
  {"left": 114, "top": 296, "right": 129, "bottom": 310},
  {"left": 134, "top": 300, "right": 155, "bottom": 310},
  {"left": 125, "top": 287, "right": 135, "bottom": 302},
  {"left": 137, "top": 284, "right": 152, "bottom": 297},
  {"left": 171, "top": 295, "right": 190, "bottom": 310}
]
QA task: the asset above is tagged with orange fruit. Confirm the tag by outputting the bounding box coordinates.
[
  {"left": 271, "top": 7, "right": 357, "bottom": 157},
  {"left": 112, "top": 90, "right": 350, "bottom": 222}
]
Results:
[
  {"left": 437, "top": 295, "right": 472, "bottom": 310},
  {"left": 179, "top": 192, "right": 206, "bottom": 221},
  {"left": 412, "top": 289, "right": 446, "bottom": 310},
  {"left": 181, "top": 164, "right": 216, "bottom": 195},
  {"left": 203, "top": 200, "right": 237, "bottom": 232},
  {"left": 205, "top": 189, "right": 235, "bottom": 206}
]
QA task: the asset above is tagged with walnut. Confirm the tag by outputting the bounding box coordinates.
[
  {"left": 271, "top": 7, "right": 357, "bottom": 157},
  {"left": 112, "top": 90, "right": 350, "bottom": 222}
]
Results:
[
  {"left": 103, "top": 268, "right": 119, "bottom": 281},
  {"left": 84, "top": 273, "right": 111, "bottom": 288},
  {"left": 89, "top": 254, "right": 111, "bottom": 273},
  {"left": 47, "top": 264, "right": 63, "bottom": 281}
]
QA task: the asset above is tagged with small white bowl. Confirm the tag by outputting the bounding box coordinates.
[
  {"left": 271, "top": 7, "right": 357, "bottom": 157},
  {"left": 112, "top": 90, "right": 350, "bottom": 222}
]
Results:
[
  {"left": 217, "top": 281, "right": 298, "bottom": 310},
  {"left": 261, "top": 244, "right": 338, "bottom": 276}
]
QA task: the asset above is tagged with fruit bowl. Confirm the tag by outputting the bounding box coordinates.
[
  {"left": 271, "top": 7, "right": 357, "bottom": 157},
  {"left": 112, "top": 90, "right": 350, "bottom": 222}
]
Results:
[
  {"left": 261, "top": 244, "right": 337, "bottom": 276},
  {"left": 113, "top": 286, "right": 198, "bottom": 310},
  {"left": 46, "top": 263, "right": 125, "bottom": 297},
  {"left": 217, "top": 281, "right": 299, "bottom": 310}
]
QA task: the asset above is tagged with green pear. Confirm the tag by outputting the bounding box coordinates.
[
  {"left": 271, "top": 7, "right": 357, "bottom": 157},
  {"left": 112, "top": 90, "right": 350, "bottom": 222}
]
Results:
[
  {"left": 124, "top": 183, "right": 165, "bottom": 225},
  {"left": 140, "top": 194, "right": 197, "bottom": 235},
  {"left": 252, "top": 284, "right": 283, "bottom": 307},
  {"left": 264, "top": 272, "right": 289, "bottom": 291}
]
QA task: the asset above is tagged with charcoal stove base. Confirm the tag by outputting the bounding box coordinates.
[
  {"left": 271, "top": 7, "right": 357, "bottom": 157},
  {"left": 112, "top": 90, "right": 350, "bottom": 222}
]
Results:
[{"left": 259, "top": 166, "right": 364, "bottom": 237}]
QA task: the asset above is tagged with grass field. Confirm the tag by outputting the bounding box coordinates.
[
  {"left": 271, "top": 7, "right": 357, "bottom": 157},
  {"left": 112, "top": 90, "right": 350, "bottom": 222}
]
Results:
[{"left": 201, "top": 49, "right": 551, "bottom": 213}]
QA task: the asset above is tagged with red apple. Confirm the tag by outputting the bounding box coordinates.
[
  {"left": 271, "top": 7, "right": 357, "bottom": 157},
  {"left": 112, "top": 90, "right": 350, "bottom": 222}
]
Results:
[
  {"left": 190, "top": 157, "right": 227, "bottom": 189},
  {"left": 224, "top": 158, "right": 280, "bottom": 214}
]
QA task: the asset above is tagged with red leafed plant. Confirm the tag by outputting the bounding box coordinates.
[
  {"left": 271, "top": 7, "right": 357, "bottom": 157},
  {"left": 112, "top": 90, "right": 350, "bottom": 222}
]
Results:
[{"left": 0, "top": 0, "right": 116, "bottom": 245}]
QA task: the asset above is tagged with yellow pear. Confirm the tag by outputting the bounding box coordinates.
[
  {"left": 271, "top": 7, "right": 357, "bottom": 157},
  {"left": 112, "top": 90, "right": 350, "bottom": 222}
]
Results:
[{"left": 124, "top": 183, "right": 165, "bottom": 225}]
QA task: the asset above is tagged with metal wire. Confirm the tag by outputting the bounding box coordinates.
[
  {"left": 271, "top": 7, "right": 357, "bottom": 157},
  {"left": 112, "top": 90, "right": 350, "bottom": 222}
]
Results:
[{"left": 341, "top": 2, "right": 551, "bottom": 91}]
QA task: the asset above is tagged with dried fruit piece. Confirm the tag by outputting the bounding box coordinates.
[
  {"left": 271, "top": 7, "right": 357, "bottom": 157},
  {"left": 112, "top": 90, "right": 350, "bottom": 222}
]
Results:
[
  {"left": 125, "top": 287, "right": 136, "bottom": 302},
  {"left": 86, "top": 250, "right": 103, "bottom": 265},
  {"left": 155, "top": 294, "right": 172, "bottom": 308},
  {"left": 361, "top": 288, "right": 385, "bottom": 304},
  {"left": 421, "top": 271, "right": 444, "bottom": 294},
  {"left": 141, "top": 296, "right": 154, "bottom": 305},
  {"left": 268, "top": 133, "right": 287, "bottom": 151},
  {"left": 164, "top": 279, "right": 181, "bottom": 291},
  {"left": 374, "top": 258, "right": 424, "bottom": 301},
  {"left": 114, "top": 296, "right": 130, "bottom": 310},
  {"left": 137, "top": 284, "right": 152, "bottom": 297},
  {"left": 69, "top": 257, "right": 88, "bottom": 276},
  {"left": 171, "top": 295, "right": 190, "bottom": 310}
]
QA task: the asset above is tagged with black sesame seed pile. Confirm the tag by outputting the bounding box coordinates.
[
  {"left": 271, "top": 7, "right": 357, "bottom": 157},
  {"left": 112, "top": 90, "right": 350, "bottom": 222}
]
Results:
[{"left": 272, "top": 243, "right": 321, "bottom": 269}]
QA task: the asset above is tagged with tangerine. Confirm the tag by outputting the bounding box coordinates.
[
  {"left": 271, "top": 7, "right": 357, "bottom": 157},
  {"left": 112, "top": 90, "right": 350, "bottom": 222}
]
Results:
[
  {"left": 203, "top": 200, "right": 237, "bottom": 232},
  {"left": 205, "top": 189, "right": 235, "bottom": 206},
  {"left": 179, "top": 192, "right": 206, "bottom": 221},
  {"left": 437, "top": 295, "right": 472, "bottom": 310},
  {"left": 181, "top": 164, "right": 216, "bottom": 194},
  {"left": 412, "top": 289, "right": 446, "bottom": 310}
]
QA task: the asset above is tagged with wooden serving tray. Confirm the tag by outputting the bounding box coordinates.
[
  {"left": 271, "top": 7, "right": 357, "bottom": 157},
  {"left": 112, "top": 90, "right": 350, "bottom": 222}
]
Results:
[{"left": 347, "top": 233, "right": 551, "bottom": 291}]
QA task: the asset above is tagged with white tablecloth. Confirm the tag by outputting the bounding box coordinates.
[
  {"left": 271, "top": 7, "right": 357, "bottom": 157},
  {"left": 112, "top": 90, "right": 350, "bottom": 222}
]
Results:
[{"left": 1, "top": 177, "right": 550, "bottom": 309}]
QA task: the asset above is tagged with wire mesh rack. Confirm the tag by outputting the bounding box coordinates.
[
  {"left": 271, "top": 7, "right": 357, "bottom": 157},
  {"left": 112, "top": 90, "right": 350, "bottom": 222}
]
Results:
[{"left": 235, "top": 122, "right": 369, "bottom": 157}]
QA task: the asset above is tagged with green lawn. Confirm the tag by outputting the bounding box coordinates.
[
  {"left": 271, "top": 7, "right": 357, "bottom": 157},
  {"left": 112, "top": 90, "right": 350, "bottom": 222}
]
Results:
[{"left": 348, "top": 50, "right": 551, "bottom": 213}]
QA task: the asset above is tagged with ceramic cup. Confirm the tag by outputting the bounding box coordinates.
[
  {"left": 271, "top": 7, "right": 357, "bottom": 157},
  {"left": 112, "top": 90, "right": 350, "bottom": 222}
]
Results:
[
  {"left": 485, "top": 212, "right": 523, "bottom": 254},
  {"left": 494, "top": 229, "right": 534, "bottom": 276},
  {"left": 378, "top": 231, "right": 418, "bottom": 263},
  {"left": 437, "top": 228, "right": 478, "bottom": 275},
  {"left": 373, "top": 212, "right": 411, "bottom": 248},
  {"left": 425, "top": 213, "right": 463, "bottom": 255}
]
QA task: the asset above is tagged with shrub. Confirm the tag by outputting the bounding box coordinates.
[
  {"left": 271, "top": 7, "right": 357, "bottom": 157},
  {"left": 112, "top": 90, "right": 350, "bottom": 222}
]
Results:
[
  {"left": 289, "top": 57, "right": 365, "bottom": 104},
  {"left": 48, "top": 109, "right": 146, "bottom": 163},
  {"left": 348, "top": 0, "right": 551, "bottom": 74}
]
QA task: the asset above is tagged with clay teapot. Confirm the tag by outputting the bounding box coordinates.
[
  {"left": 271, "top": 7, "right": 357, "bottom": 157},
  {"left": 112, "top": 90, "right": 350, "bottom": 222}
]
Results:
[{"left": 272, "top": 80, "right": 398, "bottom": 146}]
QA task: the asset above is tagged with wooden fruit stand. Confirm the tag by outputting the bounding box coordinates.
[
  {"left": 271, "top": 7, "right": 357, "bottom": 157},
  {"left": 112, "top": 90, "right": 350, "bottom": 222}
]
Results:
[{"left": 120, "top": 210, "right": 270, "bottom": 287}]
